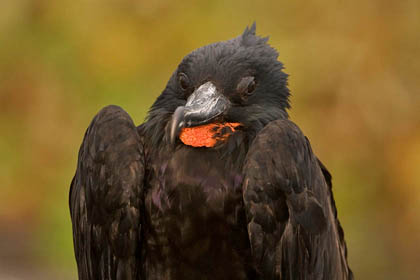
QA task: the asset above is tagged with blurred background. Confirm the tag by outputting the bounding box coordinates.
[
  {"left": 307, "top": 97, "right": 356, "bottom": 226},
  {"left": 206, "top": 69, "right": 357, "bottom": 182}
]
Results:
[{"left": 1, "top": 0, "right": 419, "bottom": 279}]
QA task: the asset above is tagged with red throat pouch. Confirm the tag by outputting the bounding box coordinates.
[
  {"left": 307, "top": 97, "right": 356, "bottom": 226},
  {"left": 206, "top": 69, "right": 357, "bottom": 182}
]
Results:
[{"left": 179, "top": 123, "right": 241, "bottom": 147}]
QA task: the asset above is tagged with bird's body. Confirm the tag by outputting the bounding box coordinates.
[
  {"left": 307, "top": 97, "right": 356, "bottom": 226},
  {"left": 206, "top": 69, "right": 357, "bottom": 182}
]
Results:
[
  {"left": 70, "top": 24, "right": 353, "bottom": 279},
  {"left": 142, "top": 140, "right": 252, "bottom": 279}
]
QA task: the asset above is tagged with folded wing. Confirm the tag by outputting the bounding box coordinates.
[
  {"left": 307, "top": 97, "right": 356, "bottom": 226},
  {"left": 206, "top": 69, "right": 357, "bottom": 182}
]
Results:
[
  {"left": 69, "top": 105, "right": 145, "bottom": 280},
  {"left": 243, "top": 119, "right": 352, "bottom": 280}
]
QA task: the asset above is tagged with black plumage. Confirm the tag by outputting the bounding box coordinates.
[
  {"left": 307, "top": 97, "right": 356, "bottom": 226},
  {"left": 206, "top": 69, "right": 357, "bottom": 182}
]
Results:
[{"left": 70, "top": 23, "right": 353, "bottom": 279}]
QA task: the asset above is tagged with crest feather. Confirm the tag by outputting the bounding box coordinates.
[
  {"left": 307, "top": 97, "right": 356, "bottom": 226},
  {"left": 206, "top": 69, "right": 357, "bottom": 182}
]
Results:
[
  {"left": 242, "top": 22, "right": 257, "bottom": 37},
  {"left": 241, "top": 22, "right": 270, "bottom": 46}
]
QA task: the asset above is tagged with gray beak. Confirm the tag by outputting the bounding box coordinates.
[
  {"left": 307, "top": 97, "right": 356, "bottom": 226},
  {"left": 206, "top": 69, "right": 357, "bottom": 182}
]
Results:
[{"left": 170, "top": 81, "right": 230, "bottom": 145}]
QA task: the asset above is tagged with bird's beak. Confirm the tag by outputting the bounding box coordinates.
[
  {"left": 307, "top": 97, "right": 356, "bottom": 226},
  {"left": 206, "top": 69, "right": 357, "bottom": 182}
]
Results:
[{"left": 170, "top": 81, "right": 230, "bottom": 145}]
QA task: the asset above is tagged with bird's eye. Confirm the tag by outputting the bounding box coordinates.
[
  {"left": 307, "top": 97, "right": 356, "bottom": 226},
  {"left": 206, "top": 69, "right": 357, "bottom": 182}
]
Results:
[
  {"left": 237, "top": 76, "right": 257, "bottom": 97},
  {"left": 178, "top": 73, "right": 190, "bottom": 91},
  {"left": 247, "top": 79, "right": 256, "bottom": 94}
]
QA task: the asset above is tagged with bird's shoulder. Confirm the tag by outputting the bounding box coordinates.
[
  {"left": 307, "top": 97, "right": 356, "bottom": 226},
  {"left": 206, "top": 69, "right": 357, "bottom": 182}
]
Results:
[
  {"left": 245, "top": 119, "right": 314, "bottom": 179},
  {"left": 250, "top": 118, "right": 308, "bottom": 153}
]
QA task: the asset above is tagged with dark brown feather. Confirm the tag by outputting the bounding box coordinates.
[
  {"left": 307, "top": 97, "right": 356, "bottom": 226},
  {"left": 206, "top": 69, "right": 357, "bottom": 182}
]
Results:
[
  {"left": 243, "top": 119, "right": 353, "bottom": 279},
  {"left": 70, "top": 105, "right": 145, "bottom": 280}
]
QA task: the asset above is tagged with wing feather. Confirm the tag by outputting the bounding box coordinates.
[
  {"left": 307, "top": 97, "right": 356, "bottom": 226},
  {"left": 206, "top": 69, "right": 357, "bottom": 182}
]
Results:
[
  {"left": 243, "top": 119, "right": 352, "bottom": 280},
  {"left": 70, "top": 105, "right": 145, "bottom": 280}
]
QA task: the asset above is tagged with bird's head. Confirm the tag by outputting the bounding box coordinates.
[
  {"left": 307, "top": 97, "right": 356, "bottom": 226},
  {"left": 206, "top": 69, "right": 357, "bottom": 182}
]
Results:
[{"left": 146, "top": 23, "right": 290, "bottom": 148}]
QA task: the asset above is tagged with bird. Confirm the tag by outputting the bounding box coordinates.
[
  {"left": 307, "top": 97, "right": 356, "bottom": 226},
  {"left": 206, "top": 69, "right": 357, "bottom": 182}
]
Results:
[{"left": 69, "top": 23, "right": 353, "bottom": 280}]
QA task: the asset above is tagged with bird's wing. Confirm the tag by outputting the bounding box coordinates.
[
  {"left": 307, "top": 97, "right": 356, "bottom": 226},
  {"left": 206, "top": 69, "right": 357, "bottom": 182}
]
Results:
[
  {"left": 69, "top": 105, "right": 145, "bottom": 280},
  {"left": 243, "top": 119, "right": 352, "bottom": 280}
]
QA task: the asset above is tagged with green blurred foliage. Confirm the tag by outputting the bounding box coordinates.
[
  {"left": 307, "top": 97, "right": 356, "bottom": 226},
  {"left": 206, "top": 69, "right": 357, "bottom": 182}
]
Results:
[{"left": 0, "top": 0, "right": 419, "bottom": 279}]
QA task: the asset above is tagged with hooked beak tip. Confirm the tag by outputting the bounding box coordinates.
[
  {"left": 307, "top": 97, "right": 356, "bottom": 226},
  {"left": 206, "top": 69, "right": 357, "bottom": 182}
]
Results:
[{"left": 170, "top": 106, "right": 185, "bottom": 146}]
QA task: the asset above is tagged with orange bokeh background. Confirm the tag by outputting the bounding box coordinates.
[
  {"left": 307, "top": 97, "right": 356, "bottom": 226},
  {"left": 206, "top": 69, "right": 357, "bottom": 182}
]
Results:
[{"left": 1, "top": 1, "right": 419, "bottom": 279}]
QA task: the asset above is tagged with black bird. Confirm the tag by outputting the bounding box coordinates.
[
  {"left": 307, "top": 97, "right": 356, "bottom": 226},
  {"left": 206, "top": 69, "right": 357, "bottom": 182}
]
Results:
[{"left": 70, "top": 24, "right": 353, "bottom": 280}]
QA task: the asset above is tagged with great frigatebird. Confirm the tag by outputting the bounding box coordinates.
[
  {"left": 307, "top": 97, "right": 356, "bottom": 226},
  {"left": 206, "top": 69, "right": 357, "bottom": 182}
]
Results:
[{"left": 70, "top": 23, "right": 353, "bottom": 280}]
